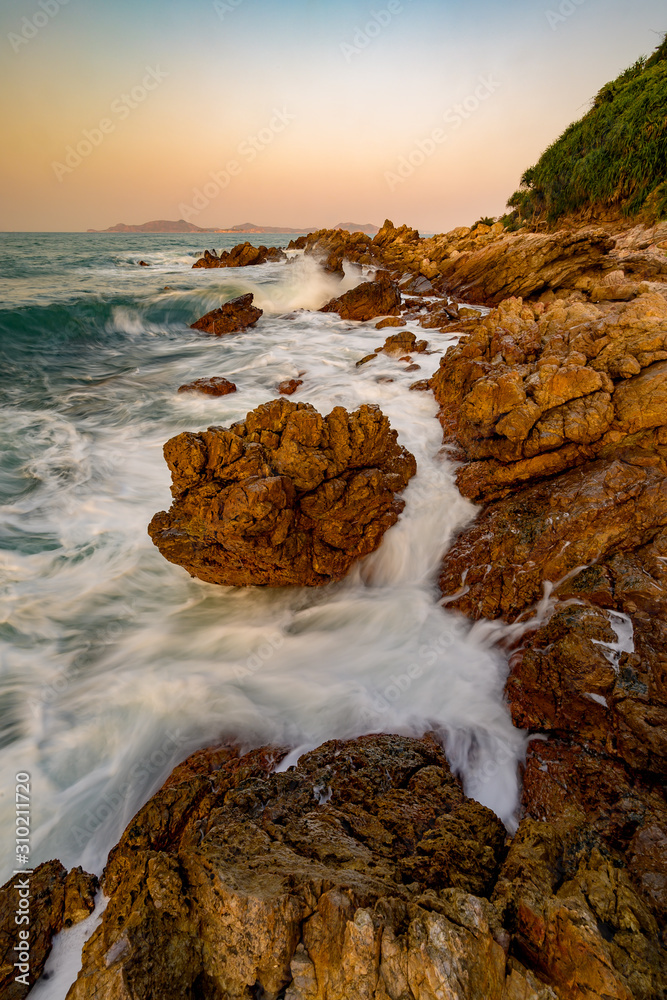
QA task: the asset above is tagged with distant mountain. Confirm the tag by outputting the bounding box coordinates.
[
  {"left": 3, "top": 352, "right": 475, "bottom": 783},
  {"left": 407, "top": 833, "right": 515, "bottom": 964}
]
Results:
[
  {"left": 333, "top": 222, "right": 380, "bottom": 235},
  {"left": 223, "top": 223, "right": 316, "bottom": 234},
  {"left": 86, "top": 220, "right": 317, "bottom": 234}
]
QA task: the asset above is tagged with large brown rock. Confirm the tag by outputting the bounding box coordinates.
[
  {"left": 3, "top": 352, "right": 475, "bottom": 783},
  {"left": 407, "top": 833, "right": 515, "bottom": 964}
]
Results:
[
  {"left": 429, "top": 292, "right": 667, "bottom": 501},
  {"left": 190, "top": 293, "right": 263, "bottom": 336},
  {"left": 177, "top": 377, "right": 237, "bottom": 396},
  {"left": 192, "top": 243, "right": 286, "bottom": 268},
  {"left": 0, "top": 862, "right": 97, "bottom": 999},
  {"left": 436, "top": 229, "right": 615, "bottom": 304},
  {"left": 51, "top": 733, "right": 665, "bottom": 1000},
  {"left": 148, "top": 399, "right": 416, "bottom": 586},
  {"left": 319, "top": 275, "right": 401, "bottom": 322},
  {"left": 64, "top": 735, "right": 512, "bottom": 1000}
]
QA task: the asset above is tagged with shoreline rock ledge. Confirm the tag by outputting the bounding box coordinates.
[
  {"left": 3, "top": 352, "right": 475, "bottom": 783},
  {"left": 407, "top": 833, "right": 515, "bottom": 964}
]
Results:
[
  {"left": 148, "top": 399, "right": 416, "bottom": 586},
  {"left": 8, "top": 734, "right": 665, "bottom": 1000}
]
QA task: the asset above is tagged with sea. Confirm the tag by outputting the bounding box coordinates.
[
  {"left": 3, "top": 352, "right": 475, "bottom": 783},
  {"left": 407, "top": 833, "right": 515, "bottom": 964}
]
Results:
[{"left": 0, "top": 233, "right": 529, "bottom": 989}]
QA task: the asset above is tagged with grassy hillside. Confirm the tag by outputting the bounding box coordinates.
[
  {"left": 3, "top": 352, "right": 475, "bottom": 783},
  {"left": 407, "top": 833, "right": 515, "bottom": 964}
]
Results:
[{"left": 507, "top": 35, "right": 667, "bottom": 225}]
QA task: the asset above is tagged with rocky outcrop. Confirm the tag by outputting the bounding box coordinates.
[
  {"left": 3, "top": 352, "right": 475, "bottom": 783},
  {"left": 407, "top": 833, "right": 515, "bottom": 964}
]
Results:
[
  {"left": 148, "top": 399, "right": 416, "bottom": 587},
  {"left": 178, "top": 377, "right": 237, "bottom": 396},
  {"left": 192, "top": 243, "right": 286, "bottom": 268},
  {"left": 0, "top": 862, "right": 97, "bottom": 999},
  {"left": 31, "top": 733, "right": 662, "bottom": 1000},
  {"left": 429, "top": 292, "right": 667, "bottom": 501},
  {"left": 439, "top": 459, "right": 667, "bottom": 620},
  {"left": 434, "top": 229, "right": 614, "bottom": 304},
  {"left": 379, "top": 331, "right": 429, "bottom": 356},
  {"left": 320, "top": 274, "right": 401, "bottom": 322},
  {"left": 277, "top": 378, "right": 303, "bottom": 395},
  {"left": 190, "top": 293, "right": 263, "bottom": 336}
]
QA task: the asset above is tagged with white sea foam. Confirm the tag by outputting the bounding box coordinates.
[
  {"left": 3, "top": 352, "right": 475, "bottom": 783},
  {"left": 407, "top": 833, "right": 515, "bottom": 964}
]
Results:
[{"left": 0, "top": 254, "right": 528, "bottom": 900}]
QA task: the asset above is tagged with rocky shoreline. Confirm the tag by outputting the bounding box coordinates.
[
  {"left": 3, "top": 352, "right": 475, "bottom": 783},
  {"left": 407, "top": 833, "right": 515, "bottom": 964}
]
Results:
[{"left": 3, "top": 218, "right": 667, "bottom": 999}]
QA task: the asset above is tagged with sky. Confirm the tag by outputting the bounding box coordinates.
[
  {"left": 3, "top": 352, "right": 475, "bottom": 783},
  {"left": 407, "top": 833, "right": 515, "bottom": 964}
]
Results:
[{"left": 0, "top": 0, "right": 664, "bottom": 232}]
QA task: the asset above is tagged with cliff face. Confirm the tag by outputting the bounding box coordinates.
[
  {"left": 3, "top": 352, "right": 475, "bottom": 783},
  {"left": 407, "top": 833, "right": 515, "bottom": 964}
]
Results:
[{"left": 507, "top": 36, "right": 667, "bottom": 226}]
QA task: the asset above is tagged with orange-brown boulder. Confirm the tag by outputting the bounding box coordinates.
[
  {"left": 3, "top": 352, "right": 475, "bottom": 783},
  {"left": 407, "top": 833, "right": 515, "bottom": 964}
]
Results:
[
  {"left": 320, "top": 274, "right": 401, "bottom": 322},
  {"left": 177, "top": 377, "right": 237, "bottom": 396},
  {"left": 192, "top": 243, "right": 286, "bottom": 268},
  {"left": 190, "top": 293, "right": 262, "bottom": 336},
  {"left": 148, "top": 399, "right": 416, "bottom": 586}
]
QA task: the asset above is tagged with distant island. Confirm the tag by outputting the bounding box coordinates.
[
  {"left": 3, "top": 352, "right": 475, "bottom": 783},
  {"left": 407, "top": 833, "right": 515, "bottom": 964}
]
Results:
[{"left": 86, "top": 219, "right": 379, "bottom": 235}]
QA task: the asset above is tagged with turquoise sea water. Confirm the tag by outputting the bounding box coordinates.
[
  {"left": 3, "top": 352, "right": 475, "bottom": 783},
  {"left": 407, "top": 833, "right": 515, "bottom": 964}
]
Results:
[{"left": 0, "top": 233, "right": 525, "bottom": 887}]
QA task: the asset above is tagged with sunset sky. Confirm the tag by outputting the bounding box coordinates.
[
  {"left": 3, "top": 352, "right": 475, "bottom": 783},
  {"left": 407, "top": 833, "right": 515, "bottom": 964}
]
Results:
[{"left": 1, "top": 0, "right": 664, "bottom": 232}]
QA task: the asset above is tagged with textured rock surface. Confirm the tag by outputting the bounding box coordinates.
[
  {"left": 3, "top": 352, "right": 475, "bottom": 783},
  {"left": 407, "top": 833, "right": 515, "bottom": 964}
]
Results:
[
  {"left": 439, "top": 459, "right": 667, "bottom": 620},
  {"left": 192, "top": 243, "right": 286, "bottom": 268},
  {"left": 429, "top": 292, "right": 667, "bottom": 501},
  {"left": 190, "top": 293, "right": 263, "bottom": 336},
  {"left": 434, "top": 229, "right": 615, "bottom": 304},
  {"left": 277, "top": 378, "right": 303, "bottom": 395},
  {"left": 178, "top": 377, "right": 237, "bottom": 396},
  {"left": 50, "top": 733, "right": 665, "bottom": 1000},
  {"left": 379, "top": 331, "right": 429, "bottom": 355},
  {"left": 148, "top": 399, "right": 416, "bottom": 586},
  {"left": 320, "top": 274, "right": 401, "bottom": 322},
  {"left": 0, "top": 862, "right": 97, "bottom": 999}
]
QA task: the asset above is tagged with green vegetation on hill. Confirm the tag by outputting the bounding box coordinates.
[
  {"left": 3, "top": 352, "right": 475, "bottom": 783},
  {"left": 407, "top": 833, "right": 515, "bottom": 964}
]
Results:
[{"left": 507, "top": 35, "right": 667, "bottom": 225}]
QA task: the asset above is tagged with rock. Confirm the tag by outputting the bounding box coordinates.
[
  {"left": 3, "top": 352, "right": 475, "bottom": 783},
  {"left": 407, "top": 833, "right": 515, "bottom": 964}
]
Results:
[
  {"left": 378, "top": 331, "right": 428, "bottom": 355},
  {"left": 192, "top": 243, "right": 286, "bottom": 268},
  {"left": 436, "top": 229, "right": 615, "bottom": 304},
  {"left": 177, "top": 377, "right": 237, "bottom": 396},
  {"left": 492, "top": 818, "right": 666, "bottom": 1000},
  {"left": 138, "top": 260, "right": 150, "bottom": 266},
  {"left": 288, "top": 236, "right": 308, "bottom": 250},
  {"left": 277, "top": 378, "right": 303, "bottom": 395},
  {"left": 356, "top": 354, "right": 377, "bottom": 367},
  {"left": 64, "top": 735, "right": 515, "bottom": 1000},
  {"left": 520, "top": 738, "right": 667, "bottom": 928},
  {"left": 429, "top": 292, "right": 667, "bottom": 501},
  {"left": 304, "top": 229, "right": 375, "bottom": 275},
  {"left": 148, "top": 399, "right": 416, "bottom": 587},
  {"left": 405, "top": 364, "right": 421, "bottom": 372},
  {"left": 190, "top": 293, "right": 263, "bottom": 336},
  {"left": 375, "top": 317, "right": 405, "bottom": 329},
  {"left": 410, "top": 379, "right": 431, "bottom": 391},
  {"left": 320, "top": 275, "right": 401, "bottom": 322},
  {"left": 439, "top": 459, "right": 667, "bottom": 621},
  {"left": 0, "top": 862, "right": 98, "bottom": 999}
]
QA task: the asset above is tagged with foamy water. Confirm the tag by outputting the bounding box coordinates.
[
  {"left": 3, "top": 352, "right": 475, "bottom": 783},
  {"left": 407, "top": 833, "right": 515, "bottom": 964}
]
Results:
[{"left": 0, "top": 236, "right": 526, "bottom": 910}]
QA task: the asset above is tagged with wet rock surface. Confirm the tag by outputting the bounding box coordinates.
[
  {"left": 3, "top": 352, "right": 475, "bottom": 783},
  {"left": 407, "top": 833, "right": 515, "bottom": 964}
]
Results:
[
  {"left": 190, "top": 293, "right": 263, "bottom": 336},
  {"left": 24, "top": 733, "right": 662, "bottom": 1000},
  {"left": 177, "top": 376, "right": 237, "bottom": 396},
  {"left": 192, "top": 243, "right": 286, "bottom": 268},
  {"left": 0, "top": 862, "right": 97, "bottom": 999},
  {"left": 320, "top": 274, "right": 401, "bottom": 322},
  {"left": 148, "top": 398, "right": 416, "bottom": 587}
]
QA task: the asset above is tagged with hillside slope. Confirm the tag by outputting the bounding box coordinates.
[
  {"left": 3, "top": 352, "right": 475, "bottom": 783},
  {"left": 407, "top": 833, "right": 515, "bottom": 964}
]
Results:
[{"left": 508, "top": 35, "right": 667, "bottom": 225}]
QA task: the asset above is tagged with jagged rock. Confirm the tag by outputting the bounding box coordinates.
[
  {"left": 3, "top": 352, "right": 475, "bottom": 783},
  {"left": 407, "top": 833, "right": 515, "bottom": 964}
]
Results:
[
  {"left": 190, "top": 293, "right": 263, "bottom": 336},
  {"left": 378, "top": 331, "right": 428, "bottom": 355},
  {"left": 148, "top": 399, "right": 416, "bottom": 587},
  {"left": 320, "top": 275, "right": 401, "bottom": 322},
  {"left": 304, "top": 229, "right": 375, "bottom": 275},
  {"left": 492, "top": 818, "right": 666, "bottom": 1000},
  {"left": 356, "top": 353, "right": 377, "bottom": 367},
  {"left": 375, "top": 317, "right": 405, "bottom": 329},
  {"left": 435, "top": 229, "right": 615, "bottom": 304},
  {"left": 521, "top": 738, "right": 667, "bottom": 929},
  {"left": 177, "top": 377, "right": 237, "bottom": 396},
  {"left": 192, "top": 243, "right": 286, "bottom": 268},
  {"left": 277, "top": 378, "right": 303, "bottom": 395},
  {"left": 287, "top": 235, "right": 308, "bottom": 250},
  {"left": 439, "top": 459, "right": 667, "bottom": 621},
  {"left": 0, "top": 862, "right": 98, "bottom": 999},
  {"left": 64, "top": 735, "right": 509, "bottom": 1000},
  {"left": 429, "top": 292, "right": 667, "bottom": 501}
]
